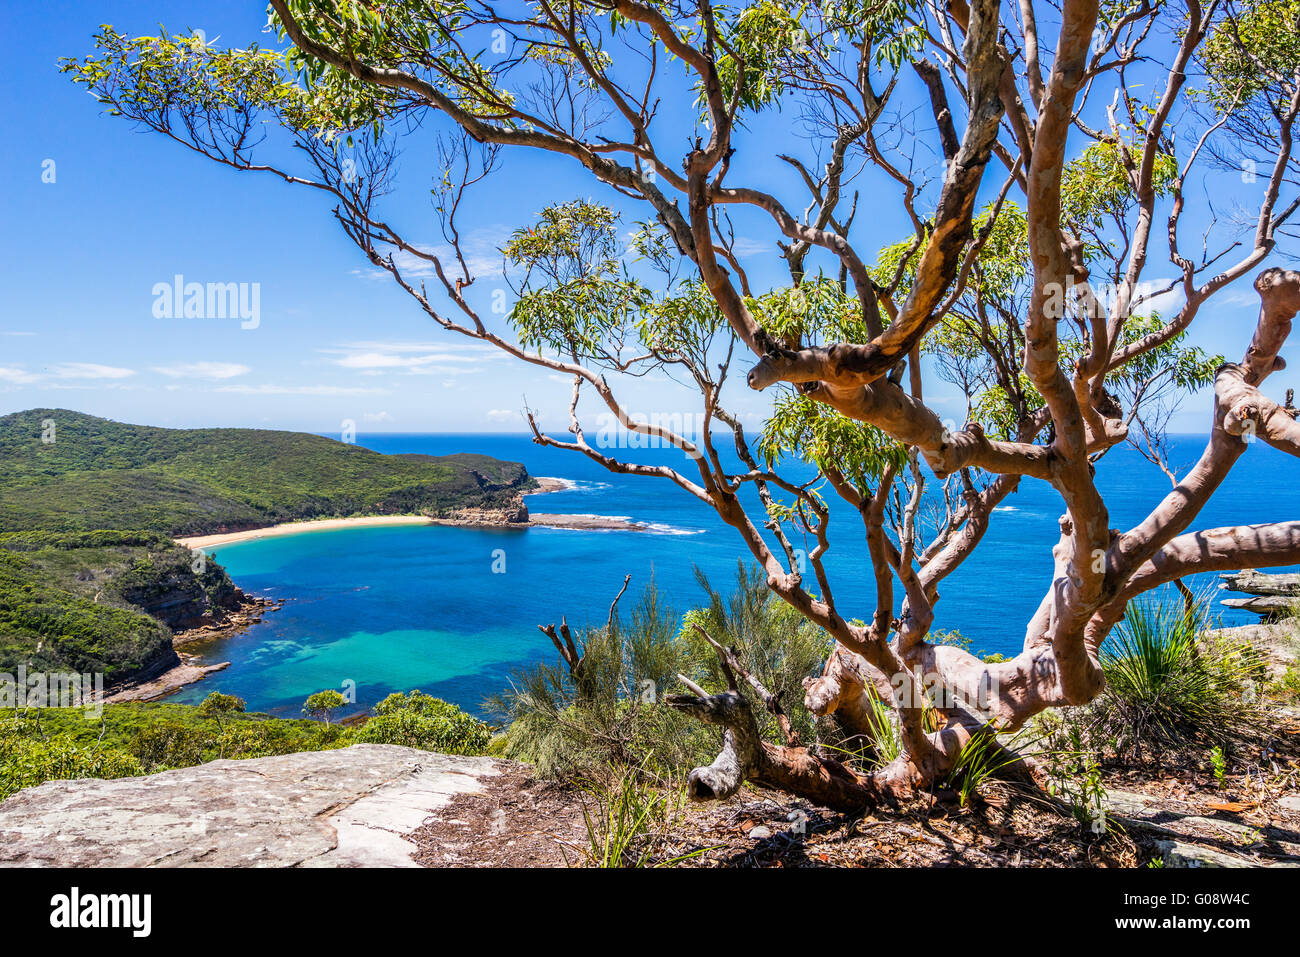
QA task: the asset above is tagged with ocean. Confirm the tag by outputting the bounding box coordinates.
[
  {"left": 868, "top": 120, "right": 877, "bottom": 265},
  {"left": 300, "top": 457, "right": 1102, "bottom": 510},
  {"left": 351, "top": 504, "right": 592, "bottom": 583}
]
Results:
[{"left": 167, "top": 433, "right": 1299, "bottom": 719}]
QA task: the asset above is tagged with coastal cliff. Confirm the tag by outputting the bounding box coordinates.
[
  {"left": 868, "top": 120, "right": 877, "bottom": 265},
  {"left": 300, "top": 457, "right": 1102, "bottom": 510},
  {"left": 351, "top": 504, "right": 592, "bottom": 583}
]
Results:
[
  {"left": 0, "top": 531, "right": 262, "bottom": 690},
  {"left": 422, "top": 464, "right": 535, "bottom": 525},
  {"left": 428, "top": 470, "right": 548, "bottom": 527}
]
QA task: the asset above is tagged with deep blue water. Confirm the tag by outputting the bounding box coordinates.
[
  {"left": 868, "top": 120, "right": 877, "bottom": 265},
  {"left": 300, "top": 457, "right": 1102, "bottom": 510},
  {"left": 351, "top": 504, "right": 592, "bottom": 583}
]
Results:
[{"left": 169, "top": 433, "right": 1299, "bottom": 718}]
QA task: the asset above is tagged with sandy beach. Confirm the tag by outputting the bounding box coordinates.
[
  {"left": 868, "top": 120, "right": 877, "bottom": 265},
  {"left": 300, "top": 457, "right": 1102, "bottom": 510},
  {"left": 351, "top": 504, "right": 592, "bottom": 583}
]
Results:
[
  {"left": 176, "top": 477, "right": 592, "bottom": 548},
  {"left": 176, "top": 514, "right": 436, "bottom": 549}
]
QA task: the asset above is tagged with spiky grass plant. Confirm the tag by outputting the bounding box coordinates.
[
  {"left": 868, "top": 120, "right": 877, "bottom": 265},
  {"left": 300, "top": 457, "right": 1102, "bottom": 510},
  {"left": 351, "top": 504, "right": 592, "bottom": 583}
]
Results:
[
  {"left": 863, "top": 691, "right": 902, "bottom": 768},
  {"left": 1096, "top": 590, "right": 1267, "bottom": 760},
  {"left": 575, "top": 764, "right": 709, "bottom": 867}
]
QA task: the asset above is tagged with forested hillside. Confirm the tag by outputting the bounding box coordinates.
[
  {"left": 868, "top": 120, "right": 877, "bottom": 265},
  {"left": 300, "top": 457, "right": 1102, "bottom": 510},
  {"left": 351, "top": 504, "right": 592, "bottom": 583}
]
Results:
[
  {"left": 0, "top": 409, "right": 536, "bottom": 535},
  {"left": 0, "top": 530, "right": 245, "bottom": 684}
]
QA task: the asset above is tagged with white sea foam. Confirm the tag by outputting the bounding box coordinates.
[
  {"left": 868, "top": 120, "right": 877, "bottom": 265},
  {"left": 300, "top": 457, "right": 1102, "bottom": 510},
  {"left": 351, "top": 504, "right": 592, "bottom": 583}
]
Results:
[
  {"left": 530, "top": 477, "right": 612, "bottom": 493},
  {"left": 636, "top": 521, "right": 705, "bottom": 536},
  {"left": 567, "top": 480, "right": 612, "bottom": 493}
]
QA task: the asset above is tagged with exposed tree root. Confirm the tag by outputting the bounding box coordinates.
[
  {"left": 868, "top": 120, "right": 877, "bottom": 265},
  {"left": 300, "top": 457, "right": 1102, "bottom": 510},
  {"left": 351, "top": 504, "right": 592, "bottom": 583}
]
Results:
[{"left": 670, "top": 629, "right": 1040, "bottom": 813}]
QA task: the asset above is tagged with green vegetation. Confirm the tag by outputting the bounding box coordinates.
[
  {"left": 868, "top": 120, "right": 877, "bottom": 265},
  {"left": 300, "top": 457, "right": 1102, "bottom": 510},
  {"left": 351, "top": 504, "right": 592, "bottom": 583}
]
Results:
[
  {"left": 860, "top": 692, "right": 902, "bottom": 769},
  {"left": 576, "top": 765, "right": 703, "bottom": 868},
  {"left": 196, "top": 691, "right": 246, "bottom": 755},
  {"left": 1040, "top": 727, "right": 1108, "bottom": 834},
  {"left": 1211, "top": 745, "right": 1228, "bottom": 788},
  {"left": 0, "top": 530, "right": 242, "bottom": 684},
  {"left": 1092, "top": 594, "right": 1268, "bottom": 759},
  {"left": 944, "top": 729, "right": 1026, "bottom": 810},
  {"left": 491, "top": 566, "right": 834, "bottom": 780},
  {"left": 303, "top": 689, "right": 347, "bottom": 725},
  {"left": 496, "top": 574, "right": 1291, "bottom": 834},
  {"left": 1025, "top": 590, "right": 1276, "bottom": 832},
  {"left": 350, "top": 690, "right": 492, "bottom": 755},
  {"left": 0, "top": 700, "right": 344, "bottom": 799},
  {"left": 1263, "top": 614, "right": 1300, "bottom": 703},
  {"left": 0, "top": 409, "right": 537, "bottom": 536},
  {"left": 1270, "top": 664, "right": 1300, "bottom": 703},
  {"left": 0, "top": 690, "right": 490, "bottom": 799},
  {"left": 0, "top": 730, "right": 145, "bottom": 803}
]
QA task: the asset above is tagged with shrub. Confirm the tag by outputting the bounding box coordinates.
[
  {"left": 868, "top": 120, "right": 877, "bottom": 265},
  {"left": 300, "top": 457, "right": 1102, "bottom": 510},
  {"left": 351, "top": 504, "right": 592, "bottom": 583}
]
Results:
[
  {"left": 197, "top": 691, "right": 246, "bottom": 720},
  {"left": 0, "top": 717, "right": 142, "bottom": 800},
  {"left": 1095, "top": 593, "right": 1268, "bottom": 759},
  {"left": 861, "top": 691, "right": 902, "bottom": 768},
  {"left": 196, "top": 691, "right": 247, "bottom": 757},
  {"left": 1268, "top": 665, "right": 1300, "bottom": 703},
  {"left": 1036, "top": 715, "right": 1109, "bottom": 833},
  {"left": 0, "top": 703, "right": 352, "bottom": 794},
  {"left": 491, "top": 581, "right": 709, "bottom": 778},
  {"left": 492, "top": 566, "right": 834, "bottom": 781},
  {"left": 128, "top": 721, "right": 207, "bottom": 771},
  {"left": 303, "top": 689, "right": 347, "bottom": 725},
  {"left": 350, "top": 691, "right": 491, "bottom": 755},
  {"left": 681, "top": 562, "right": 830, "bottom": 746}
]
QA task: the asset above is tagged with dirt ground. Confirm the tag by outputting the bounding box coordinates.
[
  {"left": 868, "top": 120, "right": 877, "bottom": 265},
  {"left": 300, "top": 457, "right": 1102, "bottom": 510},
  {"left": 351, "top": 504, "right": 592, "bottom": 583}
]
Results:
[
  {"left": 408, "top": 726, "right": 1300, "bottom": 868},
  {"left": 410, "top": 764, "right": 590, "bottom": 866}
]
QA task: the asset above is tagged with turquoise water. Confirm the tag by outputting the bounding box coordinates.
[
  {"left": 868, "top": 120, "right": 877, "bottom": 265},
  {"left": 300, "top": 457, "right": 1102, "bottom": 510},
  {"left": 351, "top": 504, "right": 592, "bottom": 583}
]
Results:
[{"left": 169, "top": 434, "right": 1299, "bottom": 718}]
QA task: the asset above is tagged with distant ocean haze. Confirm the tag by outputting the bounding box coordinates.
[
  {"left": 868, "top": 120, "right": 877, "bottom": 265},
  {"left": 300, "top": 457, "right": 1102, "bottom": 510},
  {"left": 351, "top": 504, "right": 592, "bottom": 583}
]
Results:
[{"left": 168, "top": 433, "right": 1299, "bottom": 718}]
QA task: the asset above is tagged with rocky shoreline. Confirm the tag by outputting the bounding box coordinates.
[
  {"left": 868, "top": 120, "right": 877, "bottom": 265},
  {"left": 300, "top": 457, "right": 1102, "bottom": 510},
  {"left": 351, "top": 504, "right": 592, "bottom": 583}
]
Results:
[
  {"left": 428, "top": 476, "right": 648, "bottom": 531},
  {"left": 527, "top": 513, "right": 648, "bottom": 531},
  {"left": 172, "top": 594, "right": 284, "bottom": 650},
  {"left": 105, "top": 594, "right": 284, "bottom": 704}
]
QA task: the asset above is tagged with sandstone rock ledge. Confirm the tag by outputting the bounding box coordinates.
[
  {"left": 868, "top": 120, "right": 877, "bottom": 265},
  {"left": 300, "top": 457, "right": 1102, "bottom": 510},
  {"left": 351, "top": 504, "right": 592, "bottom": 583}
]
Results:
[{"left": 0, "top": 745, "right": 516, "bottom": 868}]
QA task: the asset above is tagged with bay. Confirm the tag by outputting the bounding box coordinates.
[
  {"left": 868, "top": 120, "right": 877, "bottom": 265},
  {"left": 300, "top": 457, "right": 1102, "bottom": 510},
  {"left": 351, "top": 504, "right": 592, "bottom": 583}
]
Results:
[{"left": 168, "top": 433, "right": 1298, "bottom": 718}]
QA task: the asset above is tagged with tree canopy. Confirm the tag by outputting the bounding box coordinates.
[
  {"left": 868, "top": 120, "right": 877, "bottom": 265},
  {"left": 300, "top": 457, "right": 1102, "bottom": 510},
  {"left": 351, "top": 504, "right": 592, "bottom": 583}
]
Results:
[{"left": 63, "top": 0, "right": 1300, "bottom": 805}]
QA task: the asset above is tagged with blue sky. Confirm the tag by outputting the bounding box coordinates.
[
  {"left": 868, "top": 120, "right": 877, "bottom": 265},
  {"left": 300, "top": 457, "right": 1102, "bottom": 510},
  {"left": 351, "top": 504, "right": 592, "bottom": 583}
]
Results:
[{"left": 1, "top": 2, "right": 1293, "bottom": 437}]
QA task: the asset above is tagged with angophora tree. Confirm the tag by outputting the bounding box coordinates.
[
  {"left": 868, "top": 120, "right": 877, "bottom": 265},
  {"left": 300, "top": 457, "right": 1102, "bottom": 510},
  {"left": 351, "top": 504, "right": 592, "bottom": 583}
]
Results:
[{"left": 66, "top": 0, "right": 1300, "bottom": 809}]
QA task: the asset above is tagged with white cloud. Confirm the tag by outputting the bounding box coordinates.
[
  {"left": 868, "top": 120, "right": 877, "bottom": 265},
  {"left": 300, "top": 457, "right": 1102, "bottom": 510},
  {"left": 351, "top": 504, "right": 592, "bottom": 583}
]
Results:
[
  {"left": 1217, "top": 288, "right": 1260, "bottom": 308},
  {"left": 51, "top": 363, "right": 136, "bottom": 380},
  {"left": 333, "top": 351, "right": 480, "bottom": 370},
  {"left": 405, "top": 365, "right": 482, "bottom": 376},
  {"left": 1134, "top": 283, "right": 1185, "bottom": 316},
  {"left": 216, "top": 384, "right": 390, "bottom": 396},
  {"left": 486, "top": 408, "right": 520, "bottom": 423},
  {"left": 0, "top": 363, "right": 136, "bottom": 385},
  {"left": 320, "top": 339, "right": 501, "bottom": 376},
  {"left": 728, "top": 237, "right": 776, "bottom": 259},
  {"left": 335, "top": 339, "right": 500, "bottom": 356},
  {"left": 152, "top": 362, "right": 251, "bottom": 380},
  {"left": 350, "top": 247, "right": 441, "bottom": 281},
  {"left": 0, "top": 331, "right": 35, "bottom": 337},
  {"left": 0, "top": 366, "right": 40, "bottom": 384},
  {"left": 362, "top": 411, "right": 393, "bottom": 423}
]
